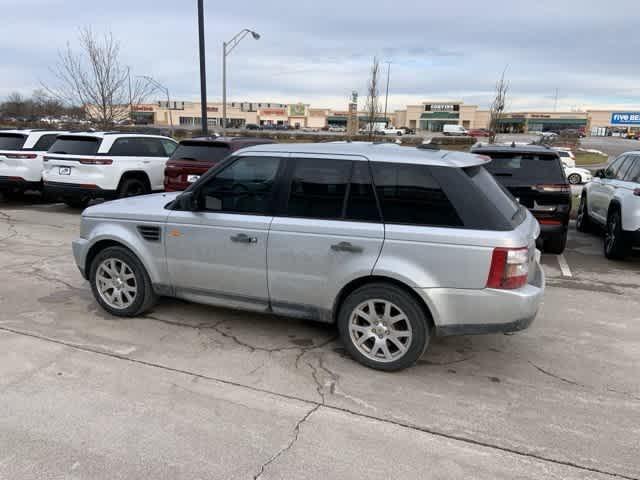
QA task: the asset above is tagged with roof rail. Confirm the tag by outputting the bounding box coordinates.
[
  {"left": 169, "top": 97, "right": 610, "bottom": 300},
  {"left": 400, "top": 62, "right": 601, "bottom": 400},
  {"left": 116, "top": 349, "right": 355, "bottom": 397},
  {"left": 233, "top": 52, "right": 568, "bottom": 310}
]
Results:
[{"left": 417, "top": 143, "right": 440, "bottom": 151}]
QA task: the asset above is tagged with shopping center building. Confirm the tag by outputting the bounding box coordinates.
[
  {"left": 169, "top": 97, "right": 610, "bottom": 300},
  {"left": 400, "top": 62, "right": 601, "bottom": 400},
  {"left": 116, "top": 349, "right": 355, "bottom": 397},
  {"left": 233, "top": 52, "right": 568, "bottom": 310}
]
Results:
[{"left": 131, "top": 100, "right": 639, "bottom": 136}]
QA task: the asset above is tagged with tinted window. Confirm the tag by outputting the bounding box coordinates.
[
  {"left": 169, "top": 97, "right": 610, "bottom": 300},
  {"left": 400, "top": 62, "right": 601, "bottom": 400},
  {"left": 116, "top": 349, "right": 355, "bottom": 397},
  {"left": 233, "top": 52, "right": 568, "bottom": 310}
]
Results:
[
  {"left": 48, "top": 136, "right": 101, "bottom": 155},
  {"left": 463, "top": 166, "right": 523, "bottom": 227},
  {"left": 345, "top": 162, "right": 380, "bottom": 222},
  {"left": 371, "top": 163, "right": 463, "bottom": 227},
  {"left": 109, "top": 138, "right": 167, "bottom": 157},
  {"left": 200, "top": 156, "right": 280, "bottom": 215},
  {"left": 32, "top": 134, "right": 59, "bottom": 151},
  {"left": 162, "top": 139, "right": 178, "bottom": 156},
  {"left": 286, "top": 158, "right": 351, "bottom": 219},
  {"left": 605, "top": 156, "right": 626, "bottom": 179},
  {"left": 171, "top": 142, "right": 231, "bottom": 163},
  {"left": 483, "top": 152, "right": 565, "bottom": 185},
  {"left": 0, "top": 134, "right": 27, "bottom": 150},
  {"left": 623, "top": 156, "right": 640, "bottom": 183},
  {"left": 615, "top": 156, "right": 634, "bottom": 180}
]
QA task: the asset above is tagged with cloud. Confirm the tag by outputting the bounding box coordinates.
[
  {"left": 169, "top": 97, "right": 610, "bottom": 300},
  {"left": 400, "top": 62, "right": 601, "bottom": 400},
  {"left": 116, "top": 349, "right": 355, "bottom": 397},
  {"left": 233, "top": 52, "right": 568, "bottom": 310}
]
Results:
[{"left": 1, "top": 0, "right": 639, "bottom": 111}]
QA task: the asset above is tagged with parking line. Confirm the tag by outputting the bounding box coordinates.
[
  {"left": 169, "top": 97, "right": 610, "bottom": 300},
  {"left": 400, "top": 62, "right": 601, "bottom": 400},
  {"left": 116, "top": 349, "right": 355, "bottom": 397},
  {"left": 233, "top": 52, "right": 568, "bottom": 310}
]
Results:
[{"left": 557, "top": 254, "right": 572, "bottom": 277}]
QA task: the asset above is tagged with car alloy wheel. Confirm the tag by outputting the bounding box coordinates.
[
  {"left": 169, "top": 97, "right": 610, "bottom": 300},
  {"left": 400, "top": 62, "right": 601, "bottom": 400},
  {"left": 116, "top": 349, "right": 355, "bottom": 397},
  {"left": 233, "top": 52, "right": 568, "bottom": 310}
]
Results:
[
  {"left": 348, "top": 299, "right": 413, "bottom": 363},
  {"left": 95, "top": 258, "right": 138, "bottom": 309},
  {"left": 568, "top": 173, "right": 581, "bottom": 184},
  {"left": 605, "top": 214, "right": 617, "bottom": 255}
]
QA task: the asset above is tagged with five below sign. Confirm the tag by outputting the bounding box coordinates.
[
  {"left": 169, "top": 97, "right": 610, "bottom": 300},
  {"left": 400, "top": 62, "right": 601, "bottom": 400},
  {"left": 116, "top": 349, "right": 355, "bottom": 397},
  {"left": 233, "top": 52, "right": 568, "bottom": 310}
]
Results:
[{"left": 611, "top": 112, "right": 640, "bottom": 125}]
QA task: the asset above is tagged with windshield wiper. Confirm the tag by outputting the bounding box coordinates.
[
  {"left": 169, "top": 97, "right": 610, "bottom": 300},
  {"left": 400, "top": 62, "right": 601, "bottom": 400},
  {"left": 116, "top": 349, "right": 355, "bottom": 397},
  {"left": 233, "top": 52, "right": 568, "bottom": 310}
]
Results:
[{"left": 494, "top": 173, "right": 513, "bottom": 177}]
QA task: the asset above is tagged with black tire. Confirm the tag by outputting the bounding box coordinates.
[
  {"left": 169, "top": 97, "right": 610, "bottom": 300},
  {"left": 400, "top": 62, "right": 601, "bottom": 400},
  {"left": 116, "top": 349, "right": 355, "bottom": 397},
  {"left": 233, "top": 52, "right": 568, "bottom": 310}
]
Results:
[
  {"left": 64, "top": 197, "right": 90, "bottom": 209},
  {"left": 567, "top": 173, "right": 581, "bottom": 185},
  {"left": 543, "top": 232, "right": 567, "bottom": 254},
  {"left": 117, "top": 177, "right": 149, "bottom": 199},
  {"left": 575, "top": 194, "right": 594, "bottom": 233},
  {"left": 338, "top": 283, "right": 430, "bottom": 371},
  {"left": 604, "top": 208, "right": 630, "bottom": 260},
  {"left": 89, "top": 246, "right": 158, "bottom": 317}
]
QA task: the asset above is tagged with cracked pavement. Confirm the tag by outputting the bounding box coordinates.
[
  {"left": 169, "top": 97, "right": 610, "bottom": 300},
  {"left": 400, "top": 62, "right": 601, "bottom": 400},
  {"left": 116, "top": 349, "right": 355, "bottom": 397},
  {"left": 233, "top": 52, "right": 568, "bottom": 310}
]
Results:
[{"left": 0, "top": 200, "right": 639, "bottom": 479}]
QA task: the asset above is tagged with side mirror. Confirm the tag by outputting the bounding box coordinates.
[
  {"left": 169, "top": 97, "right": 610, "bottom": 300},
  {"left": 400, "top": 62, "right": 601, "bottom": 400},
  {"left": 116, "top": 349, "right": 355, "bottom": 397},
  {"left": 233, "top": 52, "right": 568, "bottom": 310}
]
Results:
[
  {"left": 594, "top": 169, "right": 605, "bottom": 178},
  {"left": 177, "top": 191, "right": 199, "bottom": 211}
]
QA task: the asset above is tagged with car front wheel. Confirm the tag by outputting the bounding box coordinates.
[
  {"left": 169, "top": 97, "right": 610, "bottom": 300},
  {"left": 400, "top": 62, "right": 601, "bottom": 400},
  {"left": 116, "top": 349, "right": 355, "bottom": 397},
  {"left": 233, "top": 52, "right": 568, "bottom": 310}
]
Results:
[
  {"left": 604, "top": 209, "right": 630, "bottom": 260},
  {"left": 338, "top": 283, "right": 429, "bottom": 371},
  {"left": 567, "top": 173, "right": 581, "bottom": 184},
  {"left": 89, "top": 246, "right": 157, "bottom": 317}
]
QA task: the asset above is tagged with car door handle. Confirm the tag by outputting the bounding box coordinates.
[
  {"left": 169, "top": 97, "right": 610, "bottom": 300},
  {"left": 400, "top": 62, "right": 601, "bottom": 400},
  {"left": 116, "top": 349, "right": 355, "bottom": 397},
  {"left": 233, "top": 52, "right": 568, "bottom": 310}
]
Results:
[
  {"left": 330, "top": 241, "right": 363, "bottom": 253},
  {"left": 230, "top": 233, "right": 257, "bottom": 244}
]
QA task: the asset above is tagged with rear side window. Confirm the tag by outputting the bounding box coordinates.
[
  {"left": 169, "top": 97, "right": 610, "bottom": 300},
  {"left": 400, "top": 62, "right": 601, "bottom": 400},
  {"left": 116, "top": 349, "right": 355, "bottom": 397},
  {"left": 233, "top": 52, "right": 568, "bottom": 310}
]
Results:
[
  {"left": 171, "top": 142, "right": 231, "bottom": 163},
  {"left": 483, "top": 152, "right": 565, "bottom": 185},
  {"left": 371, "top": 163, "right": 463, "bottom": 227},
  {"left": 286, "top": 158, "right": 351, "bottom": 219},
  {"left": 32, "top": 134, "right": 59, "bottom": 151},
  {"left": 0, "top": 133, "right": 27, "bottom": 150},
  {"left": 463, "top": 166, "right": 524, "bottom": 227},
  {"left": 48, "top": 136, "right": 101, "bottom": 155}
]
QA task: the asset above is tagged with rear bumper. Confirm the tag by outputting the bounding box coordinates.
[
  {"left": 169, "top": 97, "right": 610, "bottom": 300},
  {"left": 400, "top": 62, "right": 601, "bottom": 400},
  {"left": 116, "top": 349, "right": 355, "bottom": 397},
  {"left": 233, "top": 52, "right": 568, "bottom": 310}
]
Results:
[
  {"left": 538, "top": 223, "right": 568, "bottom": 236},
  {"left": 420, "top": 259, "right": 545, "bottom": 337},
  {"left": 0, "top": 176, "right": 42, "bottom": 192},
  {"left": 44, "top": 181, "right": 117, "bottom": 200}
]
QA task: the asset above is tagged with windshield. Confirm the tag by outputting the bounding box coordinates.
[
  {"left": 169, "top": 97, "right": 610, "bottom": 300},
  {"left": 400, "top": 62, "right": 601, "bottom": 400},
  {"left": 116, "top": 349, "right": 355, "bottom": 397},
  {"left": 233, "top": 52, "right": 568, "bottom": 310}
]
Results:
[
  {"left": 0, "top": 133, "right": 27, "bottom": 150},
  {"left": 48, "top": 136, "right": 102, "bottom": 155},
  {"left": 170, "top": 143, "right": 231, "bottom": 163},
  {"left": 483, "top": 152, "right": 565, "bottom": 185}
]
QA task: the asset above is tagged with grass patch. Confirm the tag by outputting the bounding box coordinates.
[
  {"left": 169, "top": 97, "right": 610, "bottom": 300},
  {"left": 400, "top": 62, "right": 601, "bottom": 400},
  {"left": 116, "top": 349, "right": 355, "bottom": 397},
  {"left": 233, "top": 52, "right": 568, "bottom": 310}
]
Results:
[{"left": 575, "top": 151, "right": 608, "bottom": 166}]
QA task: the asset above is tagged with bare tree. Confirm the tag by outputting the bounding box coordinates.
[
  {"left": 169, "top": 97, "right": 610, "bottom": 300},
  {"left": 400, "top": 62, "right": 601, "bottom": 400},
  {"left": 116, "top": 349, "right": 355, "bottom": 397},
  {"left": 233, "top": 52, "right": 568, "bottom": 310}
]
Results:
[
  {"left": 488, "top": 67, "right": 509, "bottom": 144},
  {"left": 44, "top": 28, "right": 156, "bottom": 128},
  {"left": 364, "top": 56, "right": 381, "bottom": 140}
]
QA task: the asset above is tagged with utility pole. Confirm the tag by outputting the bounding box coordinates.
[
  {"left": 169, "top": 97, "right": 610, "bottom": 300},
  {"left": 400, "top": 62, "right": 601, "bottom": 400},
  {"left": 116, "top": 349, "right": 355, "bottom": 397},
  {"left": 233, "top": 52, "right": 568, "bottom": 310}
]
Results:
[
  {"left": 554, "top": 88, "right": 558, "bottom": 112},
  {"left": 197, "top": 0, "right": 208, "bottom": 135},
  {"left": 383, "top": 61, "right": 391, "bottom": 127}
]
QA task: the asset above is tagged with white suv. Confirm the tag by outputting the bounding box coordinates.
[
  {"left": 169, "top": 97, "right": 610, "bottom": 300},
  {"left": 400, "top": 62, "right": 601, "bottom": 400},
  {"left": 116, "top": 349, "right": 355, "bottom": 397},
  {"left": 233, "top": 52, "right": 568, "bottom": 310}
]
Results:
[
  {"left": 577, "top": 151, "right": 640, "bottom": 259},
  {"left": 0, "top": 129, "right": 66, "bottom": 197},
  {"left": 43, "top": 132, "right": 178, "bottom": 208}
]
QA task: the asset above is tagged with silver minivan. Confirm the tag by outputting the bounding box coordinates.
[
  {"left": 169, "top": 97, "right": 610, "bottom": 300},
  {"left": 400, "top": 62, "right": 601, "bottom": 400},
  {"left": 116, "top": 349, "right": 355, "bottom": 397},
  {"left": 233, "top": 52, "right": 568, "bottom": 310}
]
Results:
[{"left": 72, "top": 143, "right": 544, "bottom": 371}]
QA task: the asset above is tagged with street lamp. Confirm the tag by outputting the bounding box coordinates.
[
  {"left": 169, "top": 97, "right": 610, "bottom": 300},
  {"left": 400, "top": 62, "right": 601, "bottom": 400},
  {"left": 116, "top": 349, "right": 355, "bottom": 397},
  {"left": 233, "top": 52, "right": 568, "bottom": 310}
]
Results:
[
  {"left": 222, "top": 29, "right": 260, "bottom": 132},
  {"left": 140, "top": 75, "right": 174, "bottom": 136}
]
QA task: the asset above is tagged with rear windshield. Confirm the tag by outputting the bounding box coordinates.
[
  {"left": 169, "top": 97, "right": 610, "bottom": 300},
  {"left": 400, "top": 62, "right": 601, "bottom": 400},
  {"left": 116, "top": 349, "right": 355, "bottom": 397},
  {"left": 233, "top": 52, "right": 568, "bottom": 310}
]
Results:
[
  {"left": 170, "top": 142, "right": 231, "bottom": 163},
  {"left": 556, "top": 151, "right": 570, "bottom": 158},
  {"left": 463, "top": 165, "right": 525, "bottom": 227},
  {"left": 483, "top": 152, "right": 565, "bottom": 184},
  {"left": 0, "top": 133, "right": 27, "bottom": 150},
  {"left": 48, "top": 136, "right": 102, "bottom": 155}
]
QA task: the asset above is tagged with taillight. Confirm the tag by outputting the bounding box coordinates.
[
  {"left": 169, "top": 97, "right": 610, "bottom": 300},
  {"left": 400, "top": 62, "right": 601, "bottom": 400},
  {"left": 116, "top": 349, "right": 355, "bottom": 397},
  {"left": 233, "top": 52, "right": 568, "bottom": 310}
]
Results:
[
  {"left": 5, "top": 153, "right": 37, "bottom": 159},
  {"left": 79, "top": 158, "right": 113, "bottom": 165},
  {"left": 487, "top": 247, "right": 529, "bottom": 290},
  {"left": 534, "top": 184, "right": 570, "bottom": 193},
  {"left": 537, "top": 218, "right": 562, "bottom": 225},
  {"left": 634, "top": 189, "right": 640, "bottom": 197}
]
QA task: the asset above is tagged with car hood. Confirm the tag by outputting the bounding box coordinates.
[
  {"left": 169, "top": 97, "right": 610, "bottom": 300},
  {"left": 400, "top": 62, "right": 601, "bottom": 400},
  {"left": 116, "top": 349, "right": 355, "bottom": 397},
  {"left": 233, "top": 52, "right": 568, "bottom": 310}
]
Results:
[{"left": 82, "top": 192, "right": 181, "bottom": 222}]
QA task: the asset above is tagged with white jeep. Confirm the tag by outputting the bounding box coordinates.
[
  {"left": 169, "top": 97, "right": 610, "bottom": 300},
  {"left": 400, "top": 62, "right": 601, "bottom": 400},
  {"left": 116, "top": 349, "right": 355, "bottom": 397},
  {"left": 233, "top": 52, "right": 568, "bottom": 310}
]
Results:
[{"left": 42, "top": 132, "right": 177, "bottom": 208}]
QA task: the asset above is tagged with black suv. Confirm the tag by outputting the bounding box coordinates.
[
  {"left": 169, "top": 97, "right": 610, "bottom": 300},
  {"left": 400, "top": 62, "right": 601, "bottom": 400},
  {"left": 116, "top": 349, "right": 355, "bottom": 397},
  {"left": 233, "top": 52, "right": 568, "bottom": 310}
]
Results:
[{"left": 472, "top": 145, "right": 570, "bottom": 254}]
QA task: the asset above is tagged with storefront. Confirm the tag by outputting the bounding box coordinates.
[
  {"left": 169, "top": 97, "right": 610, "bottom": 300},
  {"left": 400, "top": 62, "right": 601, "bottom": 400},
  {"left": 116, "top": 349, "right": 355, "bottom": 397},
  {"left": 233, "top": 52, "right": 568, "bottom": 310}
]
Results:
[{"left": 418, "top": 103, "right": 460, "bottom": 132}]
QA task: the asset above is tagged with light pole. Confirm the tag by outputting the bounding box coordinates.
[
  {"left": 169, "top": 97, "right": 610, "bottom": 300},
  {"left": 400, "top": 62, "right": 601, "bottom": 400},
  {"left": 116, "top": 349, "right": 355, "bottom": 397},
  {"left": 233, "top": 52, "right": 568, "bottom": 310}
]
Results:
[
  {"left": 383, "top": 61, "right": 391, "bottom": 127},
  {"left": 197, "top": 0, "right": 208, "bottom": 135},
  {"left": 222, "top": 29, "right": 260, "bottom": 133},
  {"left": 140, "top": 76, "right": 174, "bottom": 136}
]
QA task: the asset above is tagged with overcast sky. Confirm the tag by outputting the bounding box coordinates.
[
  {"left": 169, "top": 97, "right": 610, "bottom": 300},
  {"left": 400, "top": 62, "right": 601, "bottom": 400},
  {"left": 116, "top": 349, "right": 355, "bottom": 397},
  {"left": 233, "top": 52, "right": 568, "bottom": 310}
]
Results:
[{"left": 2, "top": 0, "right": 639, "bottom": 111}]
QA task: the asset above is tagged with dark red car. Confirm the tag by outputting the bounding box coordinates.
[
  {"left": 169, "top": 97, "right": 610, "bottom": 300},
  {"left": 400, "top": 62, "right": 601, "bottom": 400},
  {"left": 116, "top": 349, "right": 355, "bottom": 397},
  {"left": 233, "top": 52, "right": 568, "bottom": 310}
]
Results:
[
  {"left": 164, "top": 136, "right": 275, "bottom": 191},
  {"left": 466, "top": 128, "right": 492, "bottom": 138}
]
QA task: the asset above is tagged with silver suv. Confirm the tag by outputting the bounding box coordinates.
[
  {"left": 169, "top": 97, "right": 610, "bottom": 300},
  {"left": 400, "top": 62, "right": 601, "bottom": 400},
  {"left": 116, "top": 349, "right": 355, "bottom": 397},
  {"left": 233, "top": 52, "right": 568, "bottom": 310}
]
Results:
[{"left": 72, "top": 143, "right": 545, "bottom": 371}]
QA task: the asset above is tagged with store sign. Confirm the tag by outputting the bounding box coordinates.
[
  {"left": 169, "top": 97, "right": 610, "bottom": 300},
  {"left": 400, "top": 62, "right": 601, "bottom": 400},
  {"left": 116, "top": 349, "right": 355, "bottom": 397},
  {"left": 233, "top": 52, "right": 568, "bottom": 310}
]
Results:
[
  {"left": 425, "top": 104, "right": 459, "bottom": 112},
  {"left": 133, "top": 105, "right": 154, "bottom": 111},
  {"left": 531, "top": 114, "right": 551, "bottom": 118},
  {"left": 611, "top": 112, "right": 640, "bottom": 125},
  {"left": 289, "top": 103, "right": 306, "bottom": 117},
  {"left": 260, "top": 108, "right": 286, "bottom": 116},
  {"left": 207, "top": 107, "right": 219, "bottom": 112}
]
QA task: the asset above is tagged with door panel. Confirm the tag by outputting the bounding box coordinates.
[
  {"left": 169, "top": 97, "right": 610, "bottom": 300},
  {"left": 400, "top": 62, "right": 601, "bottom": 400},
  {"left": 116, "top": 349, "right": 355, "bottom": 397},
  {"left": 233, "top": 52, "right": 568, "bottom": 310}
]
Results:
[
  {"left": 268, "top": 218, "right": 383, "bottom": 320},
  {"left": 165, "top": 211, "right": 272, "bottom": 311}
]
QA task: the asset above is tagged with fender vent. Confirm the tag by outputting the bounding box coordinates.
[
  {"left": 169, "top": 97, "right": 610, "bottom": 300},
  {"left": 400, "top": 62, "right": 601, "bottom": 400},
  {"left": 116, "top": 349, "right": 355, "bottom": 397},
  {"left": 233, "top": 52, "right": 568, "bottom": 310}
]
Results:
[{"left": 137, "top": 225, "right": 161, "bottom": 242}]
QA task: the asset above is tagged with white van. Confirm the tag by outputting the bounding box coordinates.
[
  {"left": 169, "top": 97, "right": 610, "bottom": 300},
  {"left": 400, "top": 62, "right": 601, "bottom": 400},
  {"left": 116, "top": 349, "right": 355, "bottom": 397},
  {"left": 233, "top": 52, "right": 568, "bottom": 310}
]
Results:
[{"left": 443, "top": 125, "right": 468, "bottom": 136}]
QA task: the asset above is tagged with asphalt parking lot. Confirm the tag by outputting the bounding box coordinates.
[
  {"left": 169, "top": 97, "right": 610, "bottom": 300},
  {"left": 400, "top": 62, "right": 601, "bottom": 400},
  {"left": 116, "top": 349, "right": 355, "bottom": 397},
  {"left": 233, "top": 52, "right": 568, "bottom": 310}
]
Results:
[{"left": 0, "top": 200, "right": 639, "bottom": 480}]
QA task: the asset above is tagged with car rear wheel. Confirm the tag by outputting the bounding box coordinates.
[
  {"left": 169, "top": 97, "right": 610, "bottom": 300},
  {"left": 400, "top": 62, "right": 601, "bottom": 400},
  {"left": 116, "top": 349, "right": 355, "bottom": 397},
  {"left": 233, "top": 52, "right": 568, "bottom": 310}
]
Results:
[
  {"left": 89, "top": 246, "right": 157, "bottom": 317},
  {"left": 338, "top": 283, "right": 429, "bottom": 371},
  {"left": 118, "top": 177, "right": 149, "bottom": 199},
  {"left": 567, "top": 173, "right": 581, "bottom": 185},
  {"left": 576, "top": 194, "right": 594, "bottom": 233},
  {"left": 604, "top": 209, "right": 630, "bottom": 260},
  {"left": 544, "top": 232, "right": 567, "bottom": 254}
]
